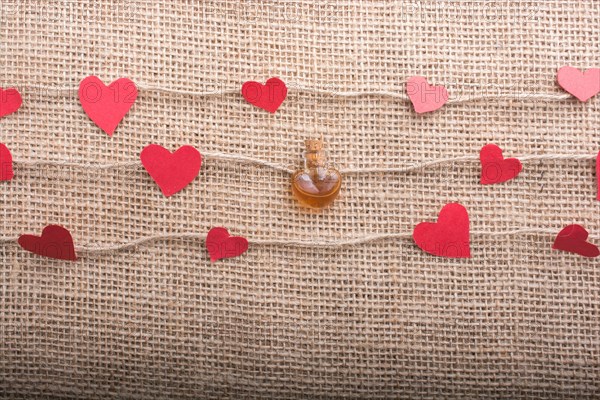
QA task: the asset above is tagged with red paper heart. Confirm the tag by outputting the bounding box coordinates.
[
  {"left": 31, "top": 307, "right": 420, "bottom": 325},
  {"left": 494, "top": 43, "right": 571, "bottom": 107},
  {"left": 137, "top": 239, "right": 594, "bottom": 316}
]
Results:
[
  {"left": 0, "top": 87, "right": 22, "bottom": 118},
  {"left": 241, "top": 77, "right": 287, "bottom": 113},
  {"left": 413, "top": 203, "right": 471, "bottom": 258},
  {"left": 79, "top": 76, "right": 138, "bottom": 136},
  {"left": 206, "top": 227, "right": 249, "bottom": 262},
  {"left": 0, "top": 143, "right": 14, "bottom": 181},
  {"left": 406, "top": 76, "right": 449, "bottom": 114},
  {"left": 552, "top": 224, "right": 599, "bottom": 258},
  {"left": 140, "top": 144, "right": 202, "bottom": 197},
  {"left": 557, "top": 66, "right": 600, "bottom": 102},
  {"left": 18, "top": 225, "right": 77, "bottom": 261},
  {"left": 480, "top": 144, "right": 523, "bottom": 185}
]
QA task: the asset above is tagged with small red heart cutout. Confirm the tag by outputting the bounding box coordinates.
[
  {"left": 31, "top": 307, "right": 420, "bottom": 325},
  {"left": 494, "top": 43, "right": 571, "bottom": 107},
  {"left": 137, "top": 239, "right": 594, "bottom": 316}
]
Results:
[
  {"left": 18, "top": 225, "right": 77, "bottom": 261},
  {"left": 0, "top": 143, "right": 14, "bottom": 181},
  {"left": 0, "top": 87, "right": 22, "bottom": 118},
  {"left": 206, "top": 227, "right": 249, "bottom": 262},
  {"left": 406, "top": 76, "right": 449, "bottom": 114},
  {"left": 413, "top": 203, "right": 471, "bottom": 258},
  {"left": 140, "top": 144, "right": 202, "bottom": 197},
  {"left": 552, "top": 224, "right": 599, "bottom": 258},
  {"left": 79, "top": 76, "right": 138, "bottom": 136},
  {"left": 241, "top": 77, "right": 287, "bottom": 113},
  {"left": 480, "top": 144, "right": 523, "bottom": 185},
  {"left": 557, "top": 66, "right": 600, "bottom": 102}
]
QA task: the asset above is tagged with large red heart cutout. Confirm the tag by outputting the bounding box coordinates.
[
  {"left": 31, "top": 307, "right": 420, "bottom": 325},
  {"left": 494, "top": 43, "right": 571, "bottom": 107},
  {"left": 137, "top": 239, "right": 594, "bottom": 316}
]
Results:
[
  {"left": 557, "top": 66, "right": 600, "bottom": 102},
  {"left": 241, "top": 77, "right": 287, "bottom": 113},
  {"left": 18, "top": 225, "right": 77, "bottom": 261},
  {"left": 480, "top": 144, "right": 522, "bottom": 185},
  {"left": 140, "top": 144, "right": 202, "bottom": 197},
  {"left": 406, "top": 76, "right": 449, "bottom": 114},
  {"left": 552, "top": 224, "right": 599, "bottom": 258},
  {"left": 413, "top": 203, "right": 471, "bottom": 258},
  {"left": 206, "top": 227, "right": 249, "bottom": 262},
  {"left": 79, "top": 76, "right": 138, "bottom": 136},
  {"left": 0, "top": 87, "right": 22, "bottom": 118},
  {"left": 0, "top": 143, "right": 14, "bottom": 181}
]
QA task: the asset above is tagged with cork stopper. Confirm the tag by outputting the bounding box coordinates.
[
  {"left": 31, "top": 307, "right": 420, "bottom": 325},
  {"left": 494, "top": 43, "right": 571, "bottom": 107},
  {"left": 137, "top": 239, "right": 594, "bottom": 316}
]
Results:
[
  {"left": 303, "top": 134, "right": 326, "bottom": 167},
  {"left": 304, "top": 134, "right": 324, "bottom": 152}
]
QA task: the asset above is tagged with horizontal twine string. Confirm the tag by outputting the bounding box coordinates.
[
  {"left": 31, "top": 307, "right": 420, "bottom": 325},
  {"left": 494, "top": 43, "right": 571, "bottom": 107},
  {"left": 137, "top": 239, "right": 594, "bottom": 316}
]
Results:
[
  {"left": 0, "top": 228, "right": 594, "bottom": 254},
  {"left": 25, "top": 84, "right": 575, "bottom": 103},
  {"left": 12, "top": 153, "right": 598, "bottom": 175}
]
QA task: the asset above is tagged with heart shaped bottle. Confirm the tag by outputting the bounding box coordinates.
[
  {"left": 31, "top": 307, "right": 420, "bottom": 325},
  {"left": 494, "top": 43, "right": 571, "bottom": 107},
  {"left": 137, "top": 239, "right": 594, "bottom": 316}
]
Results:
[{"left": 292, "top": 135, "right": 341, "bottom": 208}]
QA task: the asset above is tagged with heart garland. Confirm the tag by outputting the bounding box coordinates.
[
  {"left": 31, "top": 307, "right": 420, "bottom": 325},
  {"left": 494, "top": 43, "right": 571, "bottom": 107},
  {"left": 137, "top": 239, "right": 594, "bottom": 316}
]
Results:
[
  {"left": 14, "top": 222, "right": 600, "bottom": 260},
  {"left": 12, "top": 69, "right": 600, "bottom": 126}
]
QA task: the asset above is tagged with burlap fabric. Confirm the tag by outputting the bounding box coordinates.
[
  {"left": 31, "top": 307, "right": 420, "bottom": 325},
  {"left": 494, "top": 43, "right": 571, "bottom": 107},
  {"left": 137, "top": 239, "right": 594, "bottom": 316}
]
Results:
[{"left": 1, "top": 1, "right": 599, "bottom": 398}]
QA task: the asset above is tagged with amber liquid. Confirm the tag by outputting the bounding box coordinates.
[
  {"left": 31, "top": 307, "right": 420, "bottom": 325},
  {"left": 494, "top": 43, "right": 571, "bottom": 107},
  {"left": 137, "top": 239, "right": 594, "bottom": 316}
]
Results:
[{"left": 292, "top": 167, "right": 342, "bottom": 208}]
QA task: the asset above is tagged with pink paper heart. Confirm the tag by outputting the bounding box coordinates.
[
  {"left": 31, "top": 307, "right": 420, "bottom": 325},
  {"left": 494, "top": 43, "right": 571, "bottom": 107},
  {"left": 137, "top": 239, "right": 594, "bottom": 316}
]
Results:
[
  {"left": 557, "top": 66, "right": 600, "bottom": 102},
  {"left": 406, "top": 76, "right": 449, "bottom": 114},
  {"left": 79, "top": 76, "right": 138, "bottom": 136}
]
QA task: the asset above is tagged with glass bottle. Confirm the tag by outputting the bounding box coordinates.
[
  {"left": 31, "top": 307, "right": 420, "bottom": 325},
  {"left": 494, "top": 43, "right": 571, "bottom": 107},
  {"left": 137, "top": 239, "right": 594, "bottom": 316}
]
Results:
[{"left": 291, "top": 135, "right": 341, "bottom": 208}]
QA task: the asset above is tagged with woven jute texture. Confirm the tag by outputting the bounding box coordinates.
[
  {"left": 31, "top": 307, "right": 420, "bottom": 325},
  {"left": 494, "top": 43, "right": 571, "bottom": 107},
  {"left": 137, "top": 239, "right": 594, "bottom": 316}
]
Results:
[{"left": 1, "top": 1, "right": 600, "bottom": 399}]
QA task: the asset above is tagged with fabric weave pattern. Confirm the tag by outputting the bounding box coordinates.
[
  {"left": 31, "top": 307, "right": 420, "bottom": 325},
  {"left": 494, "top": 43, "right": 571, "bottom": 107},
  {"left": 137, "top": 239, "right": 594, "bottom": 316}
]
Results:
[{"left": 0, "top": 1, "right": 599, "bottom": 398}]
